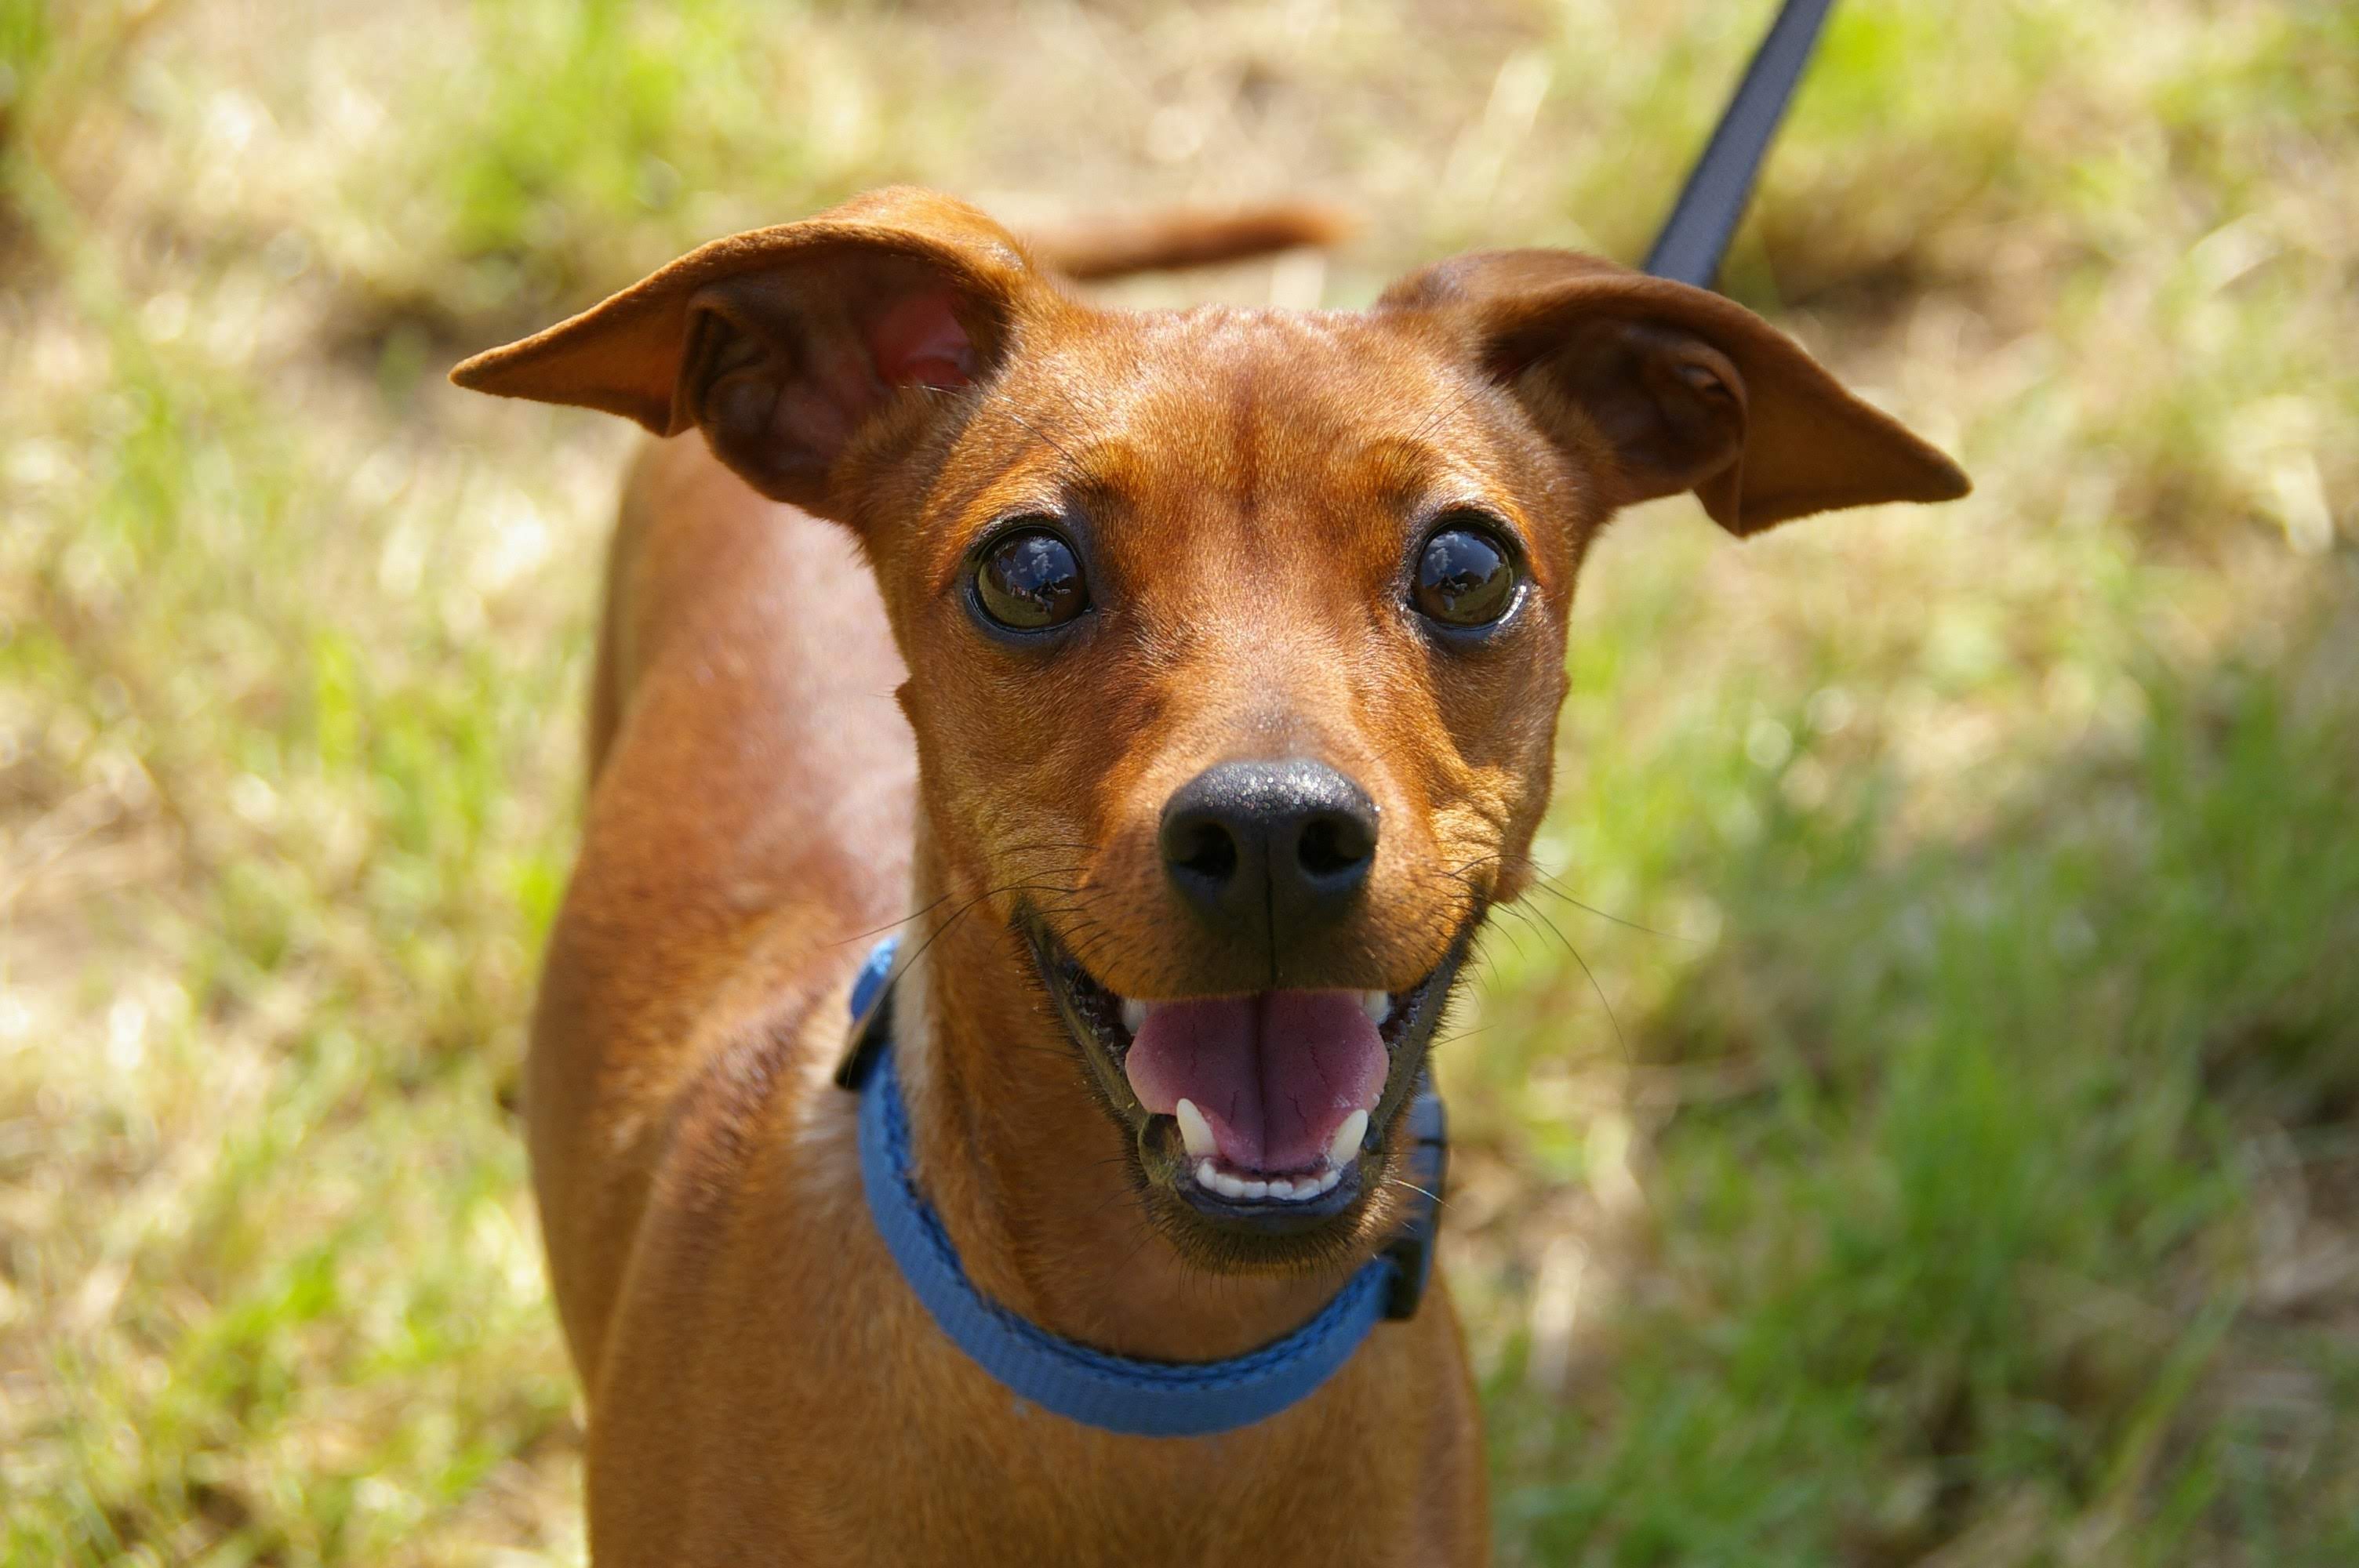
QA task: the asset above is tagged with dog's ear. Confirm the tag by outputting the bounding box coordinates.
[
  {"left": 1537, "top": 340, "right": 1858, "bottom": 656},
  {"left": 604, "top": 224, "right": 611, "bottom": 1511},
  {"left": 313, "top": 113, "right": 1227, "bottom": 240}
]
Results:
[
  {"left": 1379, "top": 250, "right": 1968, "bottom": 535},
  {"left": 450, "top": 187, "right": 1045, "bottom": 517}
]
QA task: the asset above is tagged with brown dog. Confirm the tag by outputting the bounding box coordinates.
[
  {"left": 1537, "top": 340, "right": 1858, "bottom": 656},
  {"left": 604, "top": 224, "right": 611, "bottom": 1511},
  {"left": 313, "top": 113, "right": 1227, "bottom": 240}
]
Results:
[{"left": 452, "top": 187, "right": 1966, "bottom": 1564}]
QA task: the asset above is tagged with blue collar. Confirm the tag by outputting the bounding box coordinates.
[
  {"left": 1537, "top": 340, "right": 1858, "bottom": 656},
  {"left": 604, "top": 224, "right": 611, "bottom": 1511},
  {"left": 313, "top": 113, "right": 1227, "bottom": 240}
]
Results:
[{"left": 837, "top": 935, "right": 1446, "bottom": 1438}]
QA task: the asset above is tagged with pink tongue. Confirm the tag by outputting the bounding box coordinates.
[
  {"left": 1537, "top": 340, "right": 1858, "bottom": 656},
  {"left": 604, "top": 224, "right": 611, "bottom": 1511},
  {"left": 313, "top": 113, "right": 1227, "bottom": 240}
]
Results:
[{"left": 1123, "top": 992, "right": 1387, "bottom": 1173}]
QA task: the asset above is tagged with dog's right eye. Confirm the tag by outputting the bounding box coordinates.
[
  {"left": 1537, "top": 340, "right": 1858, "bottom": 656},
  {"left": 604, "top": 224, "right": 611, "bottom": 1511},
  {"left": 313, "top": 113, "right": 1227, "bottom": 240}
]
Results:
[
  {"left": 1410, "top": 517, "right": 1519, "bottom": 630},
  {"left": 974, "top": 527, "right": 1089, "bottom": 631}
]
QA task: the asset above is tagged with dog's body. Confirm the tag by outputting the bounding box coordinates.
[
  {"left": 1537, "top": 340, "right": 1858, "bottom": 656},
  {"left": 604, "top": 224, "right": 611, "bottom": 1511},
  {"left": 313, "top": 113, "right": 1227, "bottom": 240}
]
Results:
[
  {"left": 537, "top": 433, "right": 1485, "bottom": 1561},
  {"left": 457, "top": 189, "right": 1965, "bottom": 1563}
]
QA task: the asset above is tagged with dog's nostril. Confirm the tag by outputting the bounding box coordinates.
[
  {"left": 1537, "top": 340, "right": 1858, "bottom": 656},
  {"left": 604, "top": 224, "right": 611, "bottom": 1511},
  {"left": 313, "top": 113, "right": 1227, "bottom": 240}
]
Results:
[
  {"left": 1160, "top": 760, "right": 1379, "bottom": 925},
  {"left": 1169, "top": 818, "right": 1240, "bottom": 884},
  {"left": 1296, "top": 812, "right": 1373, "bottom": 880}
]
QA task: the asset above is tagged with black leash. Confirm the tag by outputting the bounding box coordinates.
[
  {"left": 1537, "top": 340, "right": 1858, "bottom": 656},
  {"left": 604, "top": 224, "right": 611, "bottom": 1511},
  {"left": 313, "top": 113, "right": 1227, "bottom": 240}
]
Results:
[{"left": 1643, "top": 0, "right": 1837, "bottom": 289}]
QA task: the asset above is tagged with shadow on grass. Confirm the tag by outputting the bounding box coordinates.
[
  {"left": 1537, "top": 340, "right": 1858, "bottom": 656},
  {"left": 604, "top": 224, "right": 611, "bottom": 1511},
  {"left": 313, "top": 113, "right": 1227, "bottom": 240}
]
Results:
[{"left": 1488, "top": 568, "right": 2359, "bottom": 1566}]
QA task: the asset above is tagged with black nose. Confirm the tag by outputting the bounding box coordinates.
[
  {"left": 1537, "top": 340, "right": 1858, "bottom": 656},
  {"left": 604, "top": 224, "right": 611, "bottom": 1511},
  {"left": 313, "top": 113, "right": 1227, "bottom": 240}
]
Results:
[{"left": 1159, "top": 760, "right": 1379, "bottom": 930}]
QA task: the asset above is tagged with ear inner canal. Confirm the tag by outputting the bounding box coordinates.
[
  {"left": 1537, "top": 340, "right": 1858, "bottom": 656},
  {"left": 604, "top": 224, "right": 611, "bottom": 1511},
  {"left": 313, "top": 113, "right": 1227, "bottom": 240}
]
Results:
[
  {"left": 685, "top": 270, "right": 988, "bottom": 501},
  {"left": 867, "top": 289, "right": 979, "bottom": 390},
  {"left": 1521, "top": 321, "right": 1749, "bottom": 516}
]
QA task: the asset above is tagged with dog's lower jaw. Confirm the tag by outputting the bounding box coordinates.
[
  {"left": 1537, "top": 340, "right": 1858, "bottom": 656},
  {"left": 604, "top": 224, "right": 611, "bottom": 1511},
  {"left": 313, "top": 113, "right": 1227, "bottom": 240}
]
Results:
[
  {"left": 889, "top": 882, "right": 1383, "bottom": 1363},
  {"left": 1010, "top": 928, "right": 1467, "bottom": 1282}
]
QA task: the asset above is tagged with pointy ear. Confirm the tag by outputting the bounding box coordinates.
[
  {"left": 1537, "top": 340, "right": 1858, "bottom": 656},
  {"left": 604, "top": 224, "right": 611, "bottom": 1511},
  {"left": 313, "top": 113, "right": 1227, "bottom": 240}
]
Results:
[
  {"left": 1379, "top": 250, "right": 1968, "bottom": 535},
  {"left": 449, "top": 187, "right": 1049, "bottom": 518}
]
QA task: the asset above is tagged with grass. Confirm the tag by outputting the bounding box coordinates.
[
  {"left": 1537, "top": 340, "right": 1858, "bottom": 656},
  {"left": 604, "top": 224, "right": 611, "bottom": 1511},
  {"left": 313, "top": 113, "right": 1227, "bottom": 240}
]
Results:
[{"left": 2, "top": 0, "right": 2353, "bottom": 1562}]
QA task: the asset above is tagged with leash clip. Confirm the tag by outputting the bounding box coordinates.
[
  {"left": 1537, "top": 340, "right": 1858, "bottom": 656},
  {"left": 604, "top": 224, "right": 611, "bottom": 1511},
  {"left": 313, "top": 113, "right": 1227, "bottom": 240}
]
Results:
[{"left": 1380, "top": 1080, "right": 1448, "bottom": 1321}]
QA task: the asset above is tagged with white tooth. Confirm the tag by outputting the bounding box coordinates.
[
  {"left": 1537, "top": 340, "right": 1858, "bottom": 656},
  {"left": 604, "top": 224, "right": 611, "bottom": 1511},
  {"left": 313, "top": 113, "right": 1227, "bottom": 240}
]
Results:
[
  {"left": 1316, "top": 1168, "right": 1342, "bottom": 1194},
  {"left": 1121, "top": 998, "right": 1147, "bottom": 1035},
  {"left": 1361, "top": 990, "right": 1391, "bottom": 1026},
  {"left": 1266, "top": 1178, "right": 1295, "bottom": 1199},
  {"left": 1212, "top": 1171, "right": 1249, "bottom": 1199},
  {"left": 1244, "top": 1178, "right": 1270, "bottom": 1200},
  {"left": 1327, "top": 1109, "right": 1369, "bottom": 1169},
  {"left": 1197, "top": 1158, "right": 1219, "bottom": 1188},
  {"left": 1174, "top": 1098, "right": 1217, "bottom": 1159}
]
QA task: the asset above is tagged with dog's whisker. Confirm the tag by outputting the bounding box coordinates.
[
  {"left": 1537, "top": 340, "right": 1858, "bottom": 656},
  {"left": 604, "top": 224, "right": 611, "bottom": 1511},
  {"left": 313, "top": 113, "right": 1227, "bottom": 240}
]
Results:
[
  {"left": 831, "top": 891, "right": 958, "bottom": 947},
  {"left": 1453, "top": 850, "right": 1685, "bottom": 942},
  {"left": 1383, "top": 1178, "right": 1445, "bottom": 1207}
]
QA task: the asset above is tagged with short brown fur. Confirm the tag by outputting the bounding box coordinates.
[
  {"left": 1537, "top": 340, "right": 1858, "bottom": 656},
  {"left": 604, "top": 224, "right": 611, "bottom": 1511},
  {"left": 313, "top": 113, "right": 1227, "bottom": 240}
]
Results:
[{"left": 453, "top": 188, "right": 1966, "bottom": 1563}]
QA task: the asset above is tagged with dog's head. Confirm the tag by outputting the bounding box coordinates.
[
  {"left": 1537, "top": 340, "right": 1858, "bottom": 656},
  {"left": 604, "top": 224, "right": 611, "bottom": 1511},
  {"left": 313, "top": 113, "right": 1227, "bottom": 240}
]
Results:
[{"left": 456, "top": 188, "right": 1965, "bottom": 1265}]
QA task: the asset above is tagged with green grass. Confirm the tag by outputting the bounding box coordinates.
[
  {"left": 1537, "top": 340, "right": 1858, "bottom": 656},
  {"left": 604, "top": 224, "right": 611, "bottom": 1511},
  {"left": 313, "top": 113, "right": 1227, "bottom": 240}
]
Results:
[
  {"left": 1468, "top": 592, "right": 2359, "bottom": 1563},
  {"left": 2, "top": 0, "right": 2354, "bottom": 1562}
]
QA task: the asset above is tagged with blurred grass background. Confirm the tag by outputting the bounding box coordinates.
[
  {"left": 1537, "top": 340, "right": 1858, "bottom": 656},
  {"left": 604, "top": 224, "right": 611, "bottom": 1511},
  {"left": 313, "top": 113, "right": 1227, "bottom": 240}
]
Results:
[{"left": 2, "top": 0, "right": 2354, "bottom": 1562}]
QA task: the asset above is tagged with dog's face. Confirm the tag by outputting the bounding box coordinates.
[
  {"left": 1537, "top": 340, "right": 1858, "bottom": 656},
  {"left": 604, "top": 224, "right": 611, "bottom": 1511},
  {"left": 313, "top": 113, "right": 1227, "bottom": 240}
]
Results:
[
  {"left": 456, "top": 189, "right": 1965, "bottom": 1265},
  {"left": 878, "top": 307, "right": 1576, "bottom": 1247}
]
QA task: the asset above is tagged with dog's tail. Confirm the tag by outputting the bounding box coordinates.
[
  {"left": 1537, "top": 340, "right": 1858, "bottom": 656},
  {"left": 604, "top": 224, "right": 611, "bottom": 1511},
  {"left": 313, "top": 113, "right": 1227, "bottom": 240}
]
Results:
[{"left": 1028, "top": 201, "right": 1353, "bottom": 281}]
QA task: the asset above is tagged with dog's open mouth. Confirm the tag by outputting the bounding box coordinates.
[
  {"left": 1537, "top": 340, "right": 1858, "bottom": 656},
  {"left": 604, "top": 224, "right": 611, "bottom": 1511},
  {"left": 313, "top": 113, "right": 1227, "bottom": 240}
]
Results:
[{"left": 1025, "top": 920, "right": 1463, "bottom": 1235}]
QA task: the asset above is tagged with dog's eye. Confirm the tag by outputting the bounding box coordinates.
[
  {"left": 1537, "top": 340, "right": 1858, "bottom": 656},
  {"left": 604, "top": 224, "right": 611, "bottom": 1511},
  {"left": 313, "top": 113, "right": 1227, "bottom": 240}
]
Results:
[
  {"left": 1411, "top": 519, "right": 1518, "bottom": 629},
  {"left": 974, "top": 527, "right": 1089, "bottom": 631}
]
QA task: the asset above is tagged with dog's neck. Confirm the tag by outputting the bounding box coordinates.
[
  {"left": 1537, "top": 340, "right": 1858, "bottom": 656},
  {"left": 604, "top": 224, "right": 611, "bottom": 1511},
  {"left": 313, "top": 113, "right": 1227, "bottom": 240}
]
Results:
[{"left": 889, "top": 840, "right": 1363, "bottom": 1364}]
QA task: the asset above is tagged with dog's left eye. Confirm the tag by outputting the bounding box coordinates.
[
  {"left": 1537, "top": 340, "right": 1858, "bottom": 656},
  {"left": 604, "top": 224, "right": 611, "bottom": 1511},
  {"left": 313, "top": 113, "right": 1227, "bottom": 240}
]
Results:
[
  {"left": 974, "top": 527, "right": 1089, "bottom": 631},
  {"left": 1411, "top": 518, "right": 1518, "bottom": 629}
]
